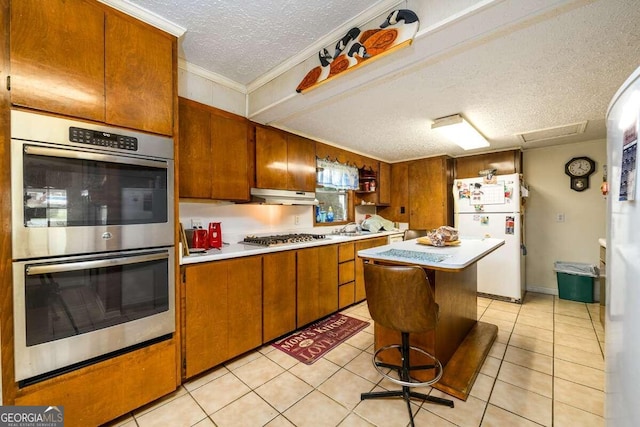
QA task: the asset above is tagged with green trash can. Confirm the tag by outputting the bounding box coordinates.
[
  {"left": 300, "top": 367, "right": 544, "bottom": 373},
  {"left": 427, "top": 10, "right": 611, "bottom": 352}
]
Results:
[{"left": 554, "top": 262, "right": 599, "bottom": 303}]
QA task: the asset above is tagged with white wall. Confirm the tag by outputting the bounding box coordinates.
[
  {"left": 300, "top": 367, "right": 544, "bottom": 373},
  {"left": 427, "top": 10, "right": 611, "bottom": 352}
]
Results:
[
  {"left": 178, "top": 67, "right": 246, "bottom": 116},
  {"left": 523, "top": 139, "right": 606, "bottom": 295},
  {"left": 179, "top": 202, "right": 316, "bottom": 243}
]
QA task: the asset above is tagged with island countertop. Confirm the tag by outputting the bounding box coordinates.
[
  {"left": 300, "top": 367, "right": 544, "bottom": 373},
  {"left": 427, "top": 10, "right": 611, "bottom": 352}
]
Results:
[{"left": 357, "top": 237, "right": 505, "bottom": 272}]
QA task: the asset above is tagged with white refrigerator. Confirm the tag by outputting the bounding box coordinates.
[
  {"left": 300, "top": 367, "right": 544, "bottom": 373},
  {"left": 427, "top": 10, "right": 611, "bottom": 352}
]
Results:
[
  {"left": 605, "top": 65, "right": 640, "bottom": 426},
  {"left": 453, "top": 173, "right": 525, "bottom": 302}
]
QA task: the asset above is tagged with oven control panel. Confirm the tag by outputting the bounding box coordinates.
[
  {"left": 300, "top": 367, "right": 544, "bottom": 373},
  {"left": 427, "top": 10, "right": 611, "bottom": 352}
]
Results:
[{"left": 69, "top": 127, "right": 138, "bottom": 151}]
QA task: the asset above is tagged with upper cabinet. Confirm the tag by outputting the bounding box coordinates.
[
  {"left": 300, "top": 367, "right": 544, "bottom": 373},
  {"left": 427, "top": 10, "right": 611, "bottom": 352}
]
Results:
[
  {"left": 287, "top": 134, "right": 317, "bottom": 191},
  {"left": 378, "top": 161, "right": 391, "bottom": 206},
  {"left": 255, "top": 126, "right": 316, "bottom": 192},
  {"left": 10, "top": 0, "right": 174, "bottom": 136},
  {"left": 455, "top": 150, "right": 522, "bottom": 179},
  {"left": 104, "top": 13, "right": 174, "bottom": 135},
  {"left": 354, "top": 161, "right": 391, "bottom": 207},
  {"left": 179, "top": 98, "right": 250, "bottom": 201},
  {"left": 10, "top": 0, "right": 105, "bottom": 122},
  {"left": 408, "top": 156, "right": 454, "bottom": 229}
]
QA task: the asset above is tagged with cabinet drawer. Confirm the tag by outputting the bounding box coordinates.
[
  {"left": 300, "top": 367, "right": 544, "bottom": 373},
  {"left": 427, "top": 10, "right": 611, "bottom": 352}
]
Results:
[
  {"left": 339, "top": 260, "right": 355, "bottom": 285},
  {"left": 338, "top": 243, "right": 355, "bottom": 263},
  {"left": 339, "top": 282, "right": 355, "bottom": 309}
]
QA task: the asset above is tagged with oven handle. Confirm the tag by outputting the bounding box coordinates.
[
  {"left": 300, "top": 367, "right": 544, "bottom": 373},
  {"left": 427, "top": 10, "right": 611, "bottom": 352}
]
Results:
[
  {"left": 26, "top": 252, "right": 169, "bottom": 276},
  {"left": 24, "top": 145, "right": 168, "bottom": 169}
]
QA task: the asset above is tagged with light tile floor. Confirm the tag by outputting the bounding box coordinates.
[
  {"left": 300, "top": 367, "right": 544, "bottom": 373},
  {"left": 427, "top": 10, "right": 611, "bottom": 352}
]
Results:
[{"left": 105, "top": 292, "right": 605, "bottom": 426}]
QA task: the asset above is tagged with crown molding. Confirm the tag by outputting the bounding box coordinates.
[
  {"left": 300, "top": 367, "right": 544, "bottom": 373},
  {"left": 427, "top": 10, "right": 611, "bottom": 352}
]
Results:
[
  {"left": 178, "top": 59, "right": 248, "bottom": 94},
  {"left": 245, "top": 0, "right": 404, "bottom": 93},
  {"left": 97, "top": 0, "right": 186, "bottom": 37}
]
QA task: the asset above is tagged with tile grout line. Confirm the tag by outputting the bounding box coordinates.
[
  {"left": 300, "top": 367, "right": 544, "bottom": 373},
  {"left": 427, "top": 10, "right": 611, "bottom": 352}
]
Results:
[{"left": 478, "top": 297, "right": 525, "bottom": 426}]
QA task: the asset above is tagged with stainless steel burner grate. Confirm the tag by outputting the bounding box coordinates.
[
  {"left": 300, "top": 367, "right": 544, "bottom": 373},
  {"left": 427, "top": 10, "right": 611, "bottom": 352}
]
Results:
[{"left": 242, "top": 233, "right": 327, "bottom": 247}]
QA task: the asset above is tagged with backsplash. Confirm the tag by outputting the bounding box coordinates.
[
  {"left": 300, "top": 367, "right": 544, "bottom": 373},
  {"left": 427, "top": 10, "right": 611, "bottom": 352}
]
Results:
[
  {"left": 180, "top": 202, "right": 318, "bottom": 244},
  {"left": 179, "top": 202, "right": 377, "bottom": 244}
]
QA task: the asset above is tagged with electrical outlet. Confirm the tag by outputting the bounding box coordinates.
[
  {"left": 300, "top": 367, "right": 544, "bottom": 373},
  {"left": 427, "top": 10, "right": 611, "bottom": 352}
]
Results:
[
  {"left": 191, "top": 218, "right": 203, "bottom": 229},
  {"left": 556, "top": 213, "right": 565, "bottom": 223},
  {"left": 294, "top": 215, "right": 300, "bottom": 225}
]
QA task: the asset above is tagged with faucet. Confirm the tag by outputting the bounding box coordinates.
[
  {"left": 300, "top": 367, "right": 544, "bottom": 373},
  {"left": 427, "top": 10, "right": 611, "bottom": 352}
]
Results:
[{"left": 335, "top": 222, "right": 361, "bottom": 234}]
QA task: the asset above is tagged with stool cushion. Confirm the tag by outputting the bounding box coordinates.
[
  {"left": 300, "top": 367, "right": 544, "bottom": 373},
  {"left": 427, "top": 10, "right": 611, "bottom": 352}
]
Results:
[{"left": 364, "top": 263, "right": 439, "bottom": 334}]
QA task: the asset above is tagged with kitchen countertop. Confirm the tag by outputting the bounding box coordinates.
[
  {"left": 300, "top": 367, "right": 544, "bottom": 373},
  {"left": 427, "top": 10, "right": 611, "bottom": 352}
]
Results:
[
  {"left": 180, "top": 230, "right": 401, "bottom": 265},
  {"left": 357, "top": 237, "right": 505, "bottom": 272}
]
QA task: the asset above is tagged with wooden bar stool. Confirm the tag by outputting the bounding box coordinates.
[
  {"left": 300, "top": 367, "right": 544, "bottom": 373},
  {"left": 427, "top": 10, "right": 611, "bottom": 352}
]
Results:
[
  {"left": 402, "top": 229, "right": 429, "bottom": 240},
  {"left": 361, "top": 263, "right": 454, "bottom": 426}
]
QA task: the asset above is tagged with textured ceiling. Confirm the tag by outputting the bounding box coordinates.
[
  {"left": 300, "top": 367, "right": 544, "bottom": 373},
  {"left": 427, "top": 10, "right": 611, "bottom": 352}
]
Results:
[
  {"left": 124, "top": 0, "right": 640, "bottom": 162},
  {"left": 275, "top": 0, "right": 639, "bottom": 161},
  {"left": 129, "top": 0, "right": 381, "bottom": 85}
]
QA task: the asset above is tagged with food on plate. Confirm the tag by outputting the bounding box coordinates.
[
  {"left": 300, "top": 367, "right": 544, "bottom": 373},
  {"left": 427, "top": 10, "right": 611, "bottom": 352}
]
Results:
[
  {"left": 416, "top": 226, "right": 460, "bottom": 247},
  {"left": 416, "top": 236, "right": 461, "bottom": 247},
  {"left": 437, "top": 226, "right": 458, "bottom": 242},
  {"left": 426, "top": 230, "right": 445, "bottom": 247}
]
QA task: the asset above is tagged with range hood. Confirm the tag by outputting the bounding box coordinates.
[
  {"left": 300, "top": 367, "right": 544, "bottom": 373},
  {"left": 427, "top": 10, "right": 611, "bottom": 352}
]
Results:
[{"left": 250, "top": 188, "right": 318, "bottom": 205}]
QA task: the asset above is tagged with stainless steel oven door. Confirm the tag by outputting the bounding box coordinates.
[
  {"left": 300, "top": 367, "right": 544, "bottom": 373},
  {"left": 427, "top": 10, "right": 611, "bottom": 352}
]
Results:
[
  {"left": 11, "top": 140, "right": 174, "bottom": 259},
  {"left": 13, "top": 248, "right": 175, "bottom": 382}
]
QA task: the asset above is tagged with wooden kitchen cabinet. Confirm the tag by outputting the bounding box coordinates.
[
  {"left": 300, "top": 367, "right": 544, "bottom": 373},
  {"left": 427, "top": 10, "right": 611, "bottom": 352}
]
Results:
[
  {"left": 105, "top": 12, "right": 174, "bottom": 135},
  {"left": 408, "top": 156, "right": 454, "bottom": 229},
  {"left": 297, "top": 245, "right": 338, "bottom": 326},
  {"left": 14, "top": 339, "right": 176, "bottom": 427},
  {"left": 455, "top": 149, "right": 522, "bottom": 179},
  {"left": 354, "top": 237, "right": 388, "bottom": 302},
  {"left": 378, "top": 161, "right": 391, "bottom": 205},
  {"left": 179, "top": 98, "right": 250, "bottom": 201},
  {"left": 183, "top": 256, "right": 262, "bottom": 378},
  {"left": 354, "top": 161, "right": 391, "bottom": 207},
  {"left": 287, "top": 133, "right": 317, "bottom": 191},
  {"left": 10, "top": 0, "right": 105, "bottom": 122},
  {"left": 10, "top": 0, "right": 174, "bottom": 135},
  {"left": 377, "top": 161, "right": 410, "bottom": 223},
  {"left": 338, "top": 243, "right": 356, "bottom": 309},
  {"left": 255, "top": 126, "right": 316, "bottom": 192},
  {"left": 263, "top": 251, "right": 297, "bottom": 342}
]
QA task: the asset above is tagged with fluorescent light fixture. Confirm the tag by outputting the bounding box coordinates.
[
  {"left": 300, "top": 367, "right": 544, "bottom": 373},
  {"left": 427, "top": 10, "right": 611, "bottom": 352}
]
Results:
[{"left": 431, "top": 114, "right": 490, "bottom": 150}]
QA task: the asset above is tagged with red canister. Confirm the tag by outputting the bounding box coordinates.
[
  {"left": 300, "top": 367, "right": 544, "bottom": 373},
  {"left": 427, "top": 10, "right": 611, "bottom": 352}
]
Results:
[
  {"left": 208, "top": 222, "right": 222, "bottom": 249},
  {"left": 192, "top": 228, "right": 209, "bottom": 249}
]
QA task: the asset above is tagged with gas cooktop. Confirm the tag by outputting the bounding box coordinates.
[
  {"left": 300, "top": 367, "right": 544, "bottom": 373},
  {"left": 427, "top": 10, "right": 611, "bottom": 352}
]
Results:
[{"left": 242, "top": 233, "right": 327, "bottom": 247}]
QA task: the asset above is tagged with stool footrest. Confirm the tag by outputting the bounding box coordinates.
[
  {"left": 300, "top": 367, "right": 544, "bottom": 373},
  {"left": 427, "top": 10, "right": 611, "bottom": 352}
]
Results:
[
  {"left": 373, "top": 343, "right": 443, "bottom": 388},
  {"left": 374, "top": 362, "right": 437, "bottom": 371}
]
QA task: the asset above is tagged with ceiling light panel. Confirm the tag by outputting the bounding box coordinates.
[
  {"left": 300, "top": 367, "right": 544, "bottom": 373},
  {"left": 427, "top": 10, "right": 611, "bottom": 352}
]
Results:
[{"left": 431, "top": 114, "right": 490, "bottom": 150}]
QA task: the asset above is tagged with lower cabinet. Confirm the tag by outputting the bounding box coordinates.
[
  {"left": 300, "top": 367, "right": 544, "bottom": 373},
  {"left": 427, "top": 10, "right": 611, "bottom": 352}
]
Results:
[
  {"left": 355, "top": 237, "right": 389, "bottom": 302},
  {"left": 183, "top": 256, "right": 262, "bottom": 378},
  {"left": 263, "top": 251, "right": 297, "bottom": 342},
  {"left": 14, "top": 339, "right": 176, "bottom": 427},
  {"left": 181, "top": 239, "right": 385, "bottom": 379},
  {"left": 338, "top": 242, "right": 356, "bottom": 309},
  {"left": 297, "top": 245, "right": 338, "bottom": 326}
]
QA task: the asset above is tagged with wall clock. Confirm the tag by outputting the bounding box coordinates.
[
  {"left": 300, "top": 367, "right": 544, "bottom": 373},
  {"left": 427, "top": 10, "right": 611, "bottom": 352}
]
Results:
[{"left": 565, "top": 156, "right": 596, "bottom": 192}]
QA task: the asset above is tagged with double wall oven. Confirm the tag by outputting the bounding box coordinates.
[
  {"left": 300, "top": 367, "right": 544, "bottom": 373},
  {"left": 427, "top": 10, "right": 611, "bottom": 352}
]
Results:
[{"left": 11, "top": 110, "right": 175, "bottom": 384}]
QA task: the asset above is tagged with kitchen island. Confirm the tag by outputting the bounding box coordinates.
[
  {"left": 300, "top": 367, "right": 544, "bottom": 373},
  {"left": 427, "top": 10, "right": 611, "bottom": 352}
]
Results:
[{"left": 358, "top": 237, "right": 504, "bottom": 400}]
